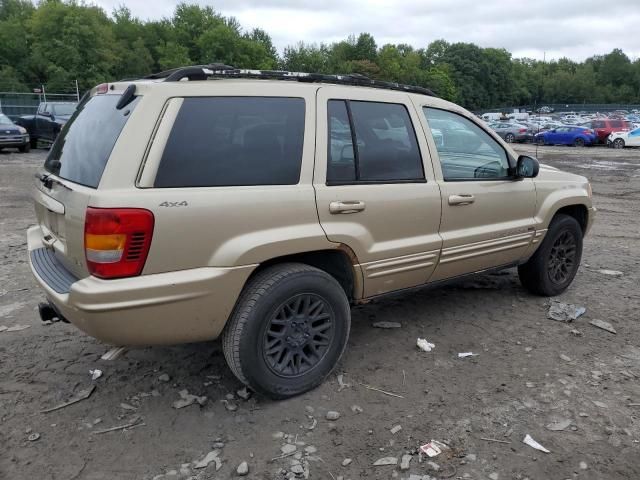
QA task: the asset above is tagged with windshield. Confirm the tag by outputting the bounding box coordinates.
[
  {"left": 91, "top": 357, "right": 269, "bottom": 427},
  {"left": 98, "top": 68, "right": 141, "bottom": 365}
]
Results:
[
  {"left": 45, "top": 94, "right": 139, "bottom": 188},
  {"left": 51, "top": 104, "right": 77, "bottom": 116},
  {"left": 0, "top": 114, "right": 14, "bottom": 125}
]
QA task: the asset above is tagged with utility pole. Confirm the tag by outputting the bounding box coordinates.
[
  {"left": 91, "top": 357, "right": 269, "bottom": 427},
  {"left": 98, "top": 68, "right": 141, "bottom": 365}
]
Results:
[
  {"left": 75, "top": 80, "right": 80, "bottom": 102},
  {"left": 42, "top": 84, "right": 47, "bottom": 103}
]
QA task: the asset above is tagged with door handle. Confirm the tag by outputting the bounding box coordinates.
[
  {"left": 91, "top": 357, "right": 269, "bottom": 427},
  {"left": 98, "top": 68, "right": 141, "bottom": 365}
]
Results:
[
  {"left": 448, "top": 194, "right": 475, "bottom": 206},
  {"left": 329, "top": 201, "right": 366, "bottom": 214}
]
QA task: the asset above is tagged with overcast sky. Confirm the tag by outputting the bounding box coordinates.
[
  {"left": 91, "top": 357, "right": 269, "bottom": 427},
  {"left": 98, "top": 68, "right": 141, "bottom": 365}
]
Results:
[{"left": 94, "top": 0, "right": 640, "bottom": 61}]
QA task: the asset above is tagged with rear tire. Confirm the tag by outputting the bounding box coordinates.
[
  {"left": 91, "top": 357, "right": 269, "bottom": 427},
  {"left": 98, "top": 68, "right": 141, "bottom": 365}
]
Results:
[
  {"left": 222, "top": 263, "right": 351, "bottom": 399},
  {"left": 574, "top": 137, "right": 585, "bottom": 147},
  {"left": 518, "top": 214, "right": 583, "bottom": 296},
  {"left": 537, "top": 137, "right": 545, "bottom": 146},
  {"left": 30, "top": 137, "right": 38, "bottom": 149},
  {"left": 613, "top": 138, "right": 625, "bottom": 149},
  {"left": 19, "top": 144, "right": 30, "bottom": 153},
  {"left": 505, "top": 133, "right": 515, "bottom": 143}
]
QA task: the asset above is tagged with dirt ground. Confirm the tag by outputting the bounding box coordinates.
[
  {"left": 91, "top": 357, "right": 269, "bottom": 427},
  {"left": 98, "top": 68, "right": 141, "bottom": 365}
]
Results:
[{"left": 1, "top": 144, "right": 639, "bottom": 480}]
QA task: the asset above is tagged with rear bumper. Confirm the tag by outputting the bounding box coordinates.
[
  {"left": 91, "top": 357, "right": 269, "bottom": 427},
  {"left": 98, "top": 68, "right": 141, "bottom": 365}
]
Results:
[{"left": 27, "top": 225, "right": 256, "bottom": 346}]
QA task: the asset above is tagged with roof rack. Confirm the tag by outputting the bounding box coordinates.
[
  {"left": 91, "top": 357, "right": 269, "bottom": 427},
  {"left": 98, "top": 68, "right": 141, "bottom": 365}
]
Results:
[{"left": 143, "top": 63, "right": 436, "bottom": 97}]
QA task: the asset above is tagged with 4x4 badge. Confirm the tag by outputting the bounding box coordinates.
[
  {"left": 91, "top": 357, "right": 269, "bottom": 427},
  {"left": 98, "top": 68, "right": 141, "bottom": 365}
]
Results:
[{"left": 159, "top": 201, "right": 188, "bottom": 207}]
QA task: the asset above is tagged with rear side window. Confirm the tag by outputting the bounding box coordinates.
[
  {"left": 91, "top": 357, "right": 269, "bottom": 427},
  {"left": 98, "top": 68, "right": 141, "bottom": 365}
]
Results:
[
  {"left": 327, "top": 100, "right": 424, "bottom": 184},
  {"left": 45, "top": 95, "right": 139, "bottom": 188},
  {"left": 155, "top": 97, "right": 305, "bottom": 188}
]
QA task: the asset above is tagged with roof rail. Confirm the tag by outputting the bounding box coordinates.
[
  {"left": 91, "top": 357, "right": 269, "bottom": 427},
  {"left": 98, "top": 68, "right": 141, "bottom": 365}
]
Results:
[{"left": 143, "top": 64, "right": 436, "bottom": 97}]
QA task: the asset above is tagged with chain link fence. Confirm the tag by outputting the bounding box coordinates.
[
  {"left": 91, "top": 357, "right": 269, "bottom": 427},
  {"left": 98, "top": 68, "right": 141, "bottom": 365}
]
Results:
[{"left": 484, "top": 103, "right": 640, "bottom": 114}]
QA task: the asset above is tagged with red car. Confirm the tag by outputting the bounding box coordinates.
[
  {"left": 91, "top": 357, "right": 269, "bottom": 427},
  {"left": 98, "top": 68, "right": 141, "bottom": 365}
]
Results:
[{"left": 583, "top": 119, "right": 631, "bottom": 144}]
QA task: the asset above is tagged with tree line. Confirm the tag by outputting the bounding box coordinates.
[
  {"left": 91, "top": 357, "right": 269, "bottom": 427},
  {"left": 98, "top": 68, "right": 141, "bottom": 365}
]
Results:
[{"left": 1, "top": 0, "right": 639, "bottom": 110}]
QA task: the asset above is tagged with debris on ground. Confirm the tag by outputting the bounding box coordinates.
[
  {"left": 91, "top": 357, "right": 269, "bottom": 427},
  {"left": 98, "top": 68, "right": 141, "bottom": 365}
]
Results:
[
  {"left": 236, "top": 461, "right": 249, "bottom": 476},
  {"left": 372, "top": 321, "right": 402, "bottom": 329},
  {"left": 341, "top": 458, "right": 352, "bottom": 466},
  {"left": 597, "top": 269, "right": 623, "bottom": 276},
  {"left": 281, "top": 444, "right": 297, "bottom": 455},
  {"left": 91, "top": 416, "right": 144, "bottom": 435},
  {"left": 337, "top": 374, "right": 351, "bottom": 391},
  {"left": 326, "top": 411, "right": 340, "bottom": 421},
  {"left": 194, "top": 450, "right": 222, "bottom": 470},
  {"left": 350, "top": 404, "right": 363, "bottom": 414},
  {"left": 0, "top": 326, "right": 6, "bottom": 332},
  {"left": 416, "top": 338, "right": 435, "bottom": 352},
  {"left": 589, "top": 319, "right": 617, "bottom": 334},
  {"left": 236, "top": 387, "right": 251, "bottom": 400},
  {"left": 400, "top": 454, "right": 412, "bottom": 471},
  {"left": 547, "top": 301, "right": 586, "bottom": 322},
  {"left": 560, "top": 354, "right": 572, "bottom": 362},
  {"left": 420, "top": 440, "right": 448, "bottom": 457},
  {"left": 157, "top": 373, "right": 170, "bottom": 382},
  {"left": 458, "top": 352, "right": 477, "bottom": 358},
  {"left": 390, "top": 424, "right": 402, "bottom": 434},
  {"left": 592, "top": 400, "right": 608, "bottom": 409},
  {"left": 40, "top": 385, "right": 96, "bottom": 413},
  {"left": 172, "top": 389, "right": 207, "bottom": 409},
  {"left": 522, "top": 434, "right": 550, "bottom": 453},
  {"left": 358, "top": 383, "right": 404, "bottom": 398},
  {"left": 221, "top": 399, "right": 237, "bottom": 412},
  {"left": 27, "top": 433, "right": 40, "bottom": 441},
  {"left": 480, "top": 437, "right": 510, "bottom": 444},
  {"left": 373, "top": 456, "right": 398, "bottom": 466},
  {"left": 120, "top": 402, "right": 137, "bottom": 411},
  {"left": 89, "top": 369, "right": 102, "bottom": 381},
  {"left": 100, "top": 346, "right": 127, "bottom": 361},
  {"left": 5, "top": 324, "right": 31, "bottom": 332},
  {"left": 546, "top": 419, "right": 572, "bottom": 431},
  {"left": 570, "top": 329, "right": 583, "bottom": 336}
]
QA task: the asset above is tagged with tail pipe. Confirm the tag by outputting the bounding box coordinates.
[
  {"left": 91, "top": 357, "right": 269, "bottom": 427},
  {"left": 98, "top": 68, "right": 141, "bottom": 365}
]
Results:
[{"left": 38, "top": 301, "right": 69, "bottom": 323}]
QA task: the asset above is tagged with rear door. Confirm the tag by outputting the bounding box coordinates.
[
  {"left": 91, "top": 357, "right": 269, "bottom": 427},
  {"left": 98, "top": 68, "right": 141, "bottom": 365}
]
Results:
[
  {"left": 32, "top": 92, "right": 141, "bottom": 278},
  {"left": 417, "top": 103, "right": 536, "bottom": 281},
  {"left": 313, "top": 87, "right": 443, "bottom": 298}
]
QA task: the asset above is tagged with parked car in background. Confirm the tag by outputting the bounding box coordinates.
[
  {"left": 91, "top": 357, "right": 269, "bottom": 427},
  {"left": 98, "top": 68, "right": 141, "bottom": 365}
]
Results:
[
  {"left": 15, "top": 102, "right": 77, "bottom": 148},
  {"left": 0, "top": 113, "right": 30, "bottom": 153},
  {"left": 608, "top": 127, "right": 640, "bottom": 149},
  {"left": 535, "top": 126, "right": 597, "bottom": 147},
  {"left": 488, "top": 122, "right": 531, "bottom": 143},
  {"left": 580, "top": 118, "right": 631, "bottom": 144}
]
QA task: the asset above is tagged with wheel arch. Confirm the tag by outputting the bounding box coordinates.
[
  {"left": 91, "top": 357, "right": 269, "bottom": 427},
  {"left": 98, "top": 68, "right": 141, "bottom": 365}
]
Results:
[
  {"left": 245, "top": 248, "right": 362, "bottom": 301},
  {"left": 553, "top": 204, "right": 589, "bottom": 236}
]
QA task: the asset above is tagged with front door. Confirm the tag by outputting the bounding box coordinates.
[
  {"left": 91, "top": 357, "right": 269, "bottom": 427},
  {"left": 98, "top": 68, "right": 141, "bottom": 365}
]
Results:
[
  {"left": 313, "top": 87, "right": 443, "bottom": 298},
  {"left": 416, "top": 104, "right": 536, "bottom": 282}
]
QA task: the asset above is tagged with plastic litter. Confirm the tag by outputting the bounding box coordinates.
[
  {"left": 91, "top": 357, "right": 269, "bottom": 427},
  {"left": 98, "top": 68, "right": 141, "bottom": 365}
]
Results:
[
  {"left": 589, "top": 319, "right": 617, "bottom": 334},
  {"left": 373, "top": 456, "right": 398, "bottom": 466},
  {"left": 458, "top": 352, "right": 477, "bottom": 358},
  {"left": 417, "top": 338, "right": 435, "bottom": 352},
  {"left": 337, "top": 374, "right": 351, "bottom": 391},
  {"left": 90, "top": 369, "right": 103, "bottom": 380},
  {"left": 522, "top": 434, "right": 550, "bottom": 453},
  {"left": 194, "top": 450, "right": 222, "bottom": 470},
  {"left": 100, "top": 346, "right": 127, "bottom": 361},
  {"left": 420, "top": 440, "right": 448, "bottom": 457},
  {"left": 546, "top": 419, "right": 571, "bottom": 431},
  {"left": 597, "top": 269, "right": 623, "bottom": 276},
  {"left": 547, "top": 301, "right": 586, "bottom": 322}
]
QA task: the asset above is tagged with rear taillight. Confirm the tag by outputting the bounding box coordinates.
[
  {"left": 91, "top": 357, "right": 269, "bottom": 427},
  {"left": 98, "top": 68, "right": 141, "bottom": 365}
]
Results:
[
  {"left": 96, "top": 83, "right": 109, "bottom": 94},
  {"left": 583, "top": 130, "right": 592, "bottom": 135},
  {"left": 519, "top": 128, "right": 527, "bottom": 133},
  {"left": 84, "top": 207, "right": 154, "bottom": 279}
]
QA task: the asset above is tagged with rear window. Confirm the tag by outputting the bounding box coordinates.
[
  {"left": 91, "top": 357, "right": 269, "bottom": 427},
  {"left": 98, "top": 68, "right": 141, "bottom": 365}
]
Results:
[
  {"left": 45, "top": 94, "right": 139, "bottom": 188},
  {"left": 154, "top": 97, "right": 305, "bottom": 188}
]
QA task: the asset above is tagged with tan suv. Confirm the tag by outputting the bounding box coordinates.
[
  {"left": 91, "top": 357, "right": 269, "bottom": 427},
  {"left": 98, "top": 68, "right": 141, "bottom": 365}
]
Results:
[{"left": 28, "top": 66, "right": 595, "bottom": 398}]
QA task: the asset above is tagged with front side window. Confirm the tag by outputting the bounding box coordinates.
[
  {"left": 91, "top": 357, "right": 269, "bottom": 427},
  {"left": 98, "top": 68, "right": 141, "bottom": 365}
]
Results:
[
  {"left": 155, "top": 97, "right": 305, "bottom": 188},
  {"left": 423, "top": 107, "right": 511, "bottom": 181},
  {"left": 327, "top": 100, "right": 424, "bottom": 183}
]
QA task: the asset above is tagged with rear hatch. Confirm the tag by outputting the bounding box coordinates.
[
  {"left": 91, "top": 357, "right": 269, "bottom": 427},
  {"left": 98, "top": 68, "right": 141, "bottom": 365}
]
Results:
[{"left": 33, "top": 89, "right": 140, "bottom": 279}]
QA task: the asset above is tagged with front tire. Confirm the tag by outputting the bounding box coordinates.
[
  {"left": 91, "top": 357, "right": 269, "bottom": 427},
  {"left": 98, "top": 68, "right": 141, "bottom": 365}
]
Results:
[
  {"left": 222, "top": 263, "right": 351, "bottom": 399},
  {"left": 30, "top": 137, "right": 38, "bottom": 149},
  {"left": 19, "top": 144, "right": 30, "bottom": 153},
  {"left": 574, "top": 137, "right": 585, "bottom": 147},
  {"left": 505, "top": 133, "right": 515, "bottom": 143},
  {"left": 518, "top": 214, "right": 583, "bottom": 296},
  {"left": 613, "top": 138, "right": 625, "bottom": 149}
]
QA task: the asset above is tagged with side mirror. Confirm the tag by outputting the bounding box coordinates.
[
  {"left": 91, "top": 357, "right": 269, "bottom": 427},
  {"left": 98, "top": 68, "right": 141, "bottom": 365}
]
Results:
[{"left": 516, "top": 155, "right": 539, "bottom": 178}]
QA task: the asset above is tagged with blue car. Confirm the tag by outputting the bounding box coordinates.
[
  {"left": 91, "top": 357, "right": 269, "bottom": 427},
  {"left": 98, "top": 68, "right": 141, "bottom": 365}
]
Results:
[{"left": 535, "top": 125, "right": 597, "bottom": 147}]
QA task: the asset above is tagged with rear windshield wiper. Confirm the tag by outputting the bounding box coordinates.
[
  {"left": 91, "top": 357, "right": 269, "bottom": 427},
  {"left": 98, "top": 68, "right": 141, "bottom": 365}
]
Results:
[
  {"left": 35, "top": 172, "right": 71, "bottom": 191},
  {"left": 116, "top": 84, "right": 136, "bottom": 110}
]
